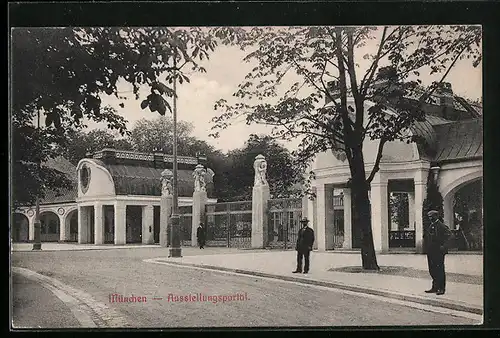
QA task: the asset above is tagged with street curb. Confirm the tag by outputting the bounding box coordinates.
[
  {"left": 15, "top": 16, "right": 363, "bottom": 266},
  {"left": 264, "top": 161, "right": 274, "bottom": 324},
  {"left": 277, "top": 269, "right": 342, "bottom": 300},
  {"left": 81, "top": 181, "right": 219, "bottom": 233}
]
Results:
[
  {"left": 156, "top": 259, "right": 483, "bottom": 316},
  {"left": 11, "top": 246, "right": 163, "bottom": 253}
]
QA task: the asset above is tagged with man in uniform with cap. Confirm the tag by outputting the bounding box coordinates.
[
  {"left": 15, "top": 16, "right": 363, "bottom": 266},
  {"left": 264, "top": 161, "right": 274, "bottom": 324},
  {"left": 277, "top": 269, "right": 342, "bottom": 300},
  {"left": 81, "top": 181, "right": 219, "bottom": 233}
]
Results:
[
  {"left": 424, "top": 210, "right": 452, "bottom": 295},
  {"left": 293, "top": 218, "right": 315, "bottom": 274}
]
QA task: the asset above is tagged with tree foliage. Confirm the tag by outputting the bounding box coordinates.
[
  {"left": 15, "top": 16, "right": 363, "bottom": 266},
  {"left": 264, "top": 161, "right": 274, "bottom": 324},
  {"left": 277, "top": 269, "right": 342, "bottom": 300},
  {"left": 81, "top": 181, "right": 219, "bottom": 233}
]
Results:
[
  {"left": 62, "top": 129, "right": 134, "bottom": 166},
  {"left": 222, "top": 134, "right": 301, "bottom": 201},
  {"left": 11, "top": 27, "right": 234, "bottom": 206},
  {"left": 211, "top": 25, "right": 481, "bottom": 269}
]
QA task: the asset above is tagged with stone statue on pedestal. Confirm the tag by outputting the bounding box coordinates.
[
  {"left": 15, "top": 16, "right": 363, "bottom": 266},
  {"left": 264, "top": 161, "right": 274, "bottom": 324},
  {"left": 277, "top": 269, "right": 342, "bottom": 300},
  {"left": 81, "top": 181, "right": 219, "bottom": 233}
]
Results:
[
  {"left": 193, "top": 164, "right": 207, "bottom": 192},
  {"left": 254, "top": 154, "right": 268, "bottom": 187},
  {"left": 161, "top": 169, "right": 173, "bottom": 196}
]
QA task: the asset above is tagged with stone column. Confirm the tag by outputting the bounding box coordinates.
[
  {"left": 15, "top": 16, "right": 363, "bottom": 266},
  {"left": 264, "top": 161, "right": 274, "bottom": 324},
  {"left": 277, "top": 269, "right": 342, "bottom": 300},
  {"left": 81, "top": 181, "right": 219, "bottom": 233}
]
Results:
[
  {"left": 59, "top": 212, "right": 71, "bottom": 242},
  {"left": 370, "top": 173, "right": 389, "bottom": 253},
  {"left": 311, "top": 187, "right": 318, "bottom": 250},
  {"left": 343, "top": 188, "right": 352, "bottom": 249},
  {"left": 325, "top": 186, "right": 335, "bottom": 250},
  {"left": 414, "top": 169, "right": 429, "bottom": 253},
  {"left": 142, "top": 205, "right": 155, "bottom": 244},
  {"left": 114, "top": 202, "right": 126, "bottom": 245},
  {"left": 192, "top": 191, "right": 207, "bottom": 247},
  {"left": 58, "top": 213, "right": 65, "bottom": 242},
  {"left": 94, "top": 203, "right": 104, "bottom": 245},
  {"left": 78, "top": 206, "right": 88, "bottom": 244},
  {"left": 315, "top": 184, "right": 327, "bottom": 251},
  {"left": 28, "top": 214, "right": 35, "bottom": 242},
  {"left": 251, "top": 154, "right": 270, "bottom": 248},
  {"left": 408, "top": 192, "right": 416, "bottom": 230}
]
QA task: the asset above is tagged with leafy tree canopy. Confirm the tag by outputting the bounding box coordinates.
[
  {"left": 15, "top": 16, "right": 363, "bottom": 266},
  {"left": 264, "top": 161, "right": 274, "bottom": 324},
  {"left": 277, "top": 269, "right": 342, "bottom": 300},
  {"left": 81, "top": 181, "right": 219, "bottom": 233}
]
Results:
[
  {"left": 210, "top": 25, "right": 481, "bottom": 269},
  {"left": 11, "top": 26, "right": 236, "bottom": 206}
]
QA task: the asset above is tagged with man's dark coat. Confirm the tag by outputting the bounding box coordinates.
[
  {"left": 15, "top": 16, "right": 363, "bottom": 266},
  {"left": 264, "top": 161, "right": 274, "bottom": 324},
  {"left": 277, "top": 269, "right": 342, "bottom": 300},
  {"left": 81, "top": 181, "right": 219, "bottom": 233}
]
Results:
[{"left": 296, "top": 226, "right": 315, "bottom": 252}]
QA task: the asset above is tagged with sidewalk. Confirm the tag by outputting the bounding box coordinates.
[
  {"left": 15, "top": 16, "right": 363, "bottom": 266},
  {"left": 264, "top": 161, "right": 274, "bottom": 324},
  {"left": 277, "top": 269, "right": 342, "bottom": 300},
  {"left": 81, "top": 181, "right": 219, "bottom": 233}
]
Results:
[
  {"left": 152, "top": 251, "right": 483, "bottom": 315},
  {"left": 11, "top": 272, "right": 81, "bottom": 328},
  {"left": 11, "top": 243, "right": 161, "bottom": 252}
]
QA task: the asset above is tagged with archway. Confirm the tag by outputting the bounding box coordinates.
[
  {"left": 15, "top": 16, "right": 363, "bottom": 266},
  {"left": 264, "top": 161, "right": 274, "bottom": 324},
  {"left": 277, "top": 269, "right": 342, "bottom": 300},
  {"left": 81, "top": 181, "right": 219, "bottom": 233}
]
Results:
[
  {"left": 452, "top": 178, "right": 482, "bottom": 251},
  {"left": 12, "top": 213, "right": 29, "bottom": 242},
  {"left": 40, "top": 211, "right": 60, "bottom": 242}
]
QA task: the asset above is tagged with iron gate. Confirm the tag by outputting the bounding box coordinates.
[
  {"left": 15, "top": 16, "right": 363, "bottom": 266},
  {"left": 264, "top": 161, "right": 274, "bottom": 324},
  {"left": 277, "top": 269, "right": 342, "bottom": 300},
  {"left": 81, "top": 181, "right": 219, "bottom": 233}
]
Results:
[
  {"left": 205, "top": 201, "right": 252, "bottom": 248},
  {"left": 179, "top": 205, "right": 193, "bottom": 246},
  {"left": 333, "top": 209, "right": 344, "bottom": 248},
  {"left": 267, "top": 198, "right": 302, "bottom": 249}
]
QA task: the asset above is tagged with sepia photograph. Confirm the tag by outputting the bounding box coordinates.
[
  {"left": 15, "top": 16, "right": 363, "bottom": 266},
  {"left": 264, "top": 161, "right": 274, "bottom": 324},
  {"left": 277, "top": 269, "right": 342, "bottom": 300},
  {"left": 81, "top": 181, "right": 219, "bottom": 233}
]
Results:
[{"left": 10, "top": 24, "right": 483, "bottom": 328}]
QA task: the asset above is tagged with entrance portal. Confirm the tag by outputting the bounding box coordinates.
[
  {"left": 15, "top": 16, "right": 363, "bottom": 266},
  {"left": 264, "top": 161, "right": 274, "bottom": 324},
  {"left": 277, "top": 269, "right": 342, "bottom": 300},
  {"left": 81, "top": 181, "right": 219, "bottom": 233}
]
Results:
[{"left": 452, "top": 179, "right": 482, "bottom": 251}]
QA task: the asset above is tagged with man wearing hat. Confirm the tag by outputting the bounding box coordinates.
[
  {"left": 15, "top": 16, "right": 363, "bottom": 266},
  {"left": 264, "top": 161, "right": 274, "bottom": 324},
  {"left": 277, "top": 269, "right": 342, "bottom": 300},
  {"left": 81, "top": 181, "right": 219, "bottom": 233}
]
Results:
[
  {"left": 293, "top": 217, "right": 315, "bottom": 274},
  {"left": 424, "top": 210, "right": 452, "bottom": 295}
]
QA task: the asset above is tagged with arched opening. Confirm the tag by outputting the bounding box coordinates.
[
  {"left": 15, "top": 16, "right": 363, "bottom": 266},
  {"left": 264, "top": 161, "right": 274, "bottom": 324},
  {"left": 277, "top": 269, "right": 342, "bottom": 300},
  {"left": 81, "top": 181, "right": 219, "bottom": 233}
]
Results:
[
  {"left": 452, "top": 178, "right": 482, "bottom": 251},
  {"left": 40, "top": 211, "right": 60, "bottom": 242},
  {"left": 12, "top": 213, "right": 29, "bottom": 242},
  {"left": 64, "top": 209, "right": 79, "bottom": 242}
]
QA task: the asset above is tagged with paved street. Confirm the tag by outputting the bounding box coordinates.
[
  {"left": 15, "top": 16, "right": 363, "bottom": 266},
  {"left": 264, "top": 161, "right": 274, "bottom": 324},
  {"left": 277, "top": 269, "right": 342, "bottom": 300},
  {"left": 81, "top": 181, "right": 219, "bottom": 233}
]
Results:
[{"left": 11, "top": 247, "right": 479, "bottom": 328}]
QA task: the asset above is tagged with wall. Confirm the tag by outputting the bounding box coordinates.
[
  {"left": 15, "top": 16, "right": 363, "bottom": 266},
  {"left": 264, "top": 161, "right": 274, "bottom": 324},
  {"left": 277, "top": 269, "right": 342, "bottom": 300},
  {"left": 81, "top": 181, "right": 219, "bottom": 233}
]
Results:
[
  {"left": 313, "top": 98, "right": 418, "bottom": 173},
  {"left": 77, "top": 159, "right": 116, "bottom": 200}
]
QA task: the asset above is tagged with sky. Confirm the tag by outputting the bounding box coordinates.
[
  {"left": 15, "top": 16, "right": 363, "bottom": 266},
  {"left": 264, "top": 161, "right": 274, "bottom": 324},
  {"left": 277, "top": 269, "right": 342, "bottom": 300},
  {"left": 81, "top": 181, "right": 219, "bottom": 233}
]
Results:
[{"left": 85, "top": 26, "right": 482, "bottom": 153}]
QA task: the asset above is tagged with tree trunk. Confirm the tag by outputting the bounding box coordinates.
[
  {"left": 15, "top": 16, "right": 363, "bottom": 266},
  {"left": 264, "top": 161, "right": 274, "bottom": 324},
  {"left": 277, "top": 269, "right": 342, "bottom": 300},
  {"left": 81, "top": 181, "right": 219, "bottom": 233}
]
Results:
[{"left": 350, "top": 147, "right": 380, "bottom": 270}]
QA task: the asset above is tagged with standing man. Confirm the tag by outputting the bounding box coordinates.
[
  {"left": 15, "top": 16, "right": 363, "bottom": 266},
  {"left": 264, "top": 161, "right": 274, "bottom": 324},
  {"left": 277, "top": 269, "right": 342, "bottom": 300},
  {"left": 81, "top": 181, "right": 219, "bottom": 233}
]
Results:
[
  {"left": 424, "top": 210, "right": 452, "bottom": 295},
  {"left": 293, "top": 218, "right": 315, "bottom": 274},
  {"left": 196, "top": 223, "right": 206, "bottom": 249}
]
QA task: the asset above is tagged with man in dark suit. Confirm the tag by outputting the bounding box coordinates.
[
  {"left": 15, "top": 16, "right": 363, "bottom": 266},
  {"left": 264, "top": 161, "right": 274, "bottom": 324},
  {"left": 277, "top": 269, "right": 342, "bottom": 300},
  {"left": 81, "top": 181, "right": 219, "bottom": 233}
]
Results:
[
  {"left": 196, "top": 223, "right": 206, "bottom": 249},
  {"left": 424, "top": 210, "right": 452, "bottom": 295},
  {"left": 293, "top": 218, "right": 315, "bottom": 274}
]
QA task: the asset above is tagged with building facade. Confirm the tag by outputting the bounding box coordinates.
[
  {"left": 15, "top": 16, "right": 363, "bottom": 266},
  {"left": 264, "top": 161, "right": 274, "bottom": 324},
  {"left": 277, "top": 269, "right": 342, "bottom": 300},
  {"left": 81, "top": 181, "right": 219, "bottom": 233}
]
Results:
[
  {"left": 304, "top": 84, "right": 483, "bottom": 253},
  {"left": 12, "top": 149, "right": 216, "bottom": 245}
]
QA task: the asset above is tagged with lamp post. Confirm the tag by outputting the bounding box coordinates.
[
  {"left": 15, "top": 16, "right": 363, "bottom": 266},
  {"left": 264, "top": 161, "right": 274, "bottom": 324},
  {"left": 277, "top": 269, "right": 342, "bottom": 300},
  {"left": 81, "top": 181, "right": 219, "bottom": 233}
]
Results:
[
  {"left": 169, "top": 53, "right": 182, "bottom": 258},
  {"left": 32, "top": 110, "right": 42, "bottom": 250}
]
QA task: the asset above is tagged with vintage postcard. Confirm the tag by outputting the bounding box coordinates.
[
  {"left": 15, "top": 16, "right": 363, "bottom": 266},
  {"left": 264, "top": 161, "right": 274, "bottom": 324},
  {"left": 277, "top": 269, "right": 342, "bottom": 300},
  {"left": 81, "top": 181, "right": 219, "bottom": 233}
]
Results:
[{"left": 10, "top": 22, "right": 483, "bottom": 329}]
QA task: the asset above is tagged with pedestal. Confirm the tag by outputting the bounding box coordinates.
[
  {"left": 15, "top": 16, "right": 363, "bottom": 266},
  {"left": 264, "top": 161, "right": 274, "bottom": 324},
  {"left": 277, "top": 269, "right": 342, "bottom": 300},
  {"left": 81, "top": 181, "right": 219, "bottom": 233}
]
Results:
[
  {"left": 32, "top": 220, "right": 41, "bottom": 250},
  {"left": 251, "top": 184, "right": 270, "bottom": 248},
  {"left": 191, "top": 191, "right": 207, "bottom": 247},
  {"left": 160, "top": 195, "right": 172, "bottom": 247}
]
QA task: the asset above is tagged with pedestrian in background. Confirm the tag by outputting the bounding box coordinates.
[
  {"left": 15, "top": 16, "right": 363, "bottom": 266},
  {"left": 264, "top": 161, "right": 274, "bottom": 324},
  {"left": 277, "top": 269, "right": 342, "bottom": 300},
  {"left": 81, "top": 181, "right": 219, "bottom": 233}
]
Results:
[
  {"left": 197, "top": 223, "right": 206, "bottom": 249},
  {"left": 293, "top": 218, "right": 315, "bottom": 274},
  {"left": 424, "top": 210, "right": 452, "bottom": 295}
]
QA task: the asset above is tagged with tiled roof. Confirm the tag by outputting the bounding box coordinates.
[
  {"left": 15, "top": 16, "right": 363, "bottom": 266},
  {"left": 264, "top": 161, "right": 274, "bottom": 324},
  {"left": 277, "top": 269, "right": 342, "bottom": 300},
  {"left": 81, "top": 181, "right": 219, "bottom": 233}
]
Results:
[
  {"left": 40, "top": 184, "right": 78, "bottom": 204},
  {"left": 433, "top": 119, "right": 483, "bottom": 163},
  {"left": 95, "top": 161, "right": 215, "bottom": 198},
  {"left": 39, "top": 157, "right": 78, "bottom": 204}
]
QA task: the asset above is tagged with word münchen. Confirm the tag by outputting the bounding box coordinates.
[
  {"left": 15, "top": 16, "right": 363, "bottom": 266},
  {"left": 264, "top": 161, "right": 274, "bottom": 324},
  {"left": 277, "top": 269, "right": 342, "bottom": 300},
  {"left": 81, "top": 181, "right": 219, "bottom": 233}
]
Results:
[
  {"left": 167, "top": 292, "right": 249, "bottom": 304},
  {"left": 109, "top": 293, "right": 147, "bottom": 303}
]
